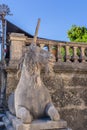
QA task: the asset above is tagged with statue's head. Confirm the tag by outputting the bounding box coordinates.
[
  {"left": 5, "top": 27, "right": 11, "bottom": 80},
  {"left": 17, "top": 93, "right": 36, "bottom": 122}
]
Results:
[{"left": 17, "top": 43, "right": 55, "bottom": 76}]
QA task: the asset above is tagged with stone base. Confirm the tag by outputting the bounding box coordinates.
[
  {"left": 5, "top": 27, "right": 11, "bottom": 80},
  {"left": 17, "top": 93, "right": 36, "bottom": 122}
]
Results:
[
  {"left": 3, "top": 111, "right": 72, "bottom": 130},
  {"left": 13, "top": 119, "right": 68, "bottom": 130}
]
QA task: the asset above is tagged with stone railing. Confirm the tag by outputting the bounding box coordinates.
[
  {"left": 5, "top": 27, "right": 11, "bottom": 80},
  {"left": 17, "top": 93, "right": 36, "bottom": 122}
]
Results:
[
  {"left": 8, "top": 33, "right": 87, "bottom": 64},
  {"left": 26, "top": 38, "right": 87, "bottom": 63}
]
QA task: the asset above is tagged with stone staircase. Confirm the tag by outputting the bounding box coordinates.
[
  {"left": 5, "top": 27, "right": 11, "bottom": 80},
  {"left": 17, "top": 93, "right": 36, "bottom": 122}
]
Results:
[
  {"left": 1, "top": 111, "right": 72, "bottom": 130},
  {"left": 0, "top": 113, "right": 6, "bottom": 130}
]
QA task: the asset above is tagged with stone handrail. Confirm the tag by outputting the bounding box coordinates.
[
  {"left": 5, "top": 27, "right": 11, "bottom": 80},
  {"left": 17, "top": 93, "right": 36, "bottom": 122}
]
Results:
[{"left": 26, "top": 38, "right": 87, "bottom": 63}]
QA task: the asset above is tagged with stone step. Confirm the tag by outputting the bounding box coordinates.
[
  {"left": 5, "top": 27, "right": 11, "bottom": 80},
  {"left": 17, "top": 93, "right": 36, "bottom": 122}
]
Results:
[
  {"left": 0, "top": 113, "right": 5, "bottom": 121},
  {"left": 6, "top": 111, "right": 16, "bottom": 122},
  {"left": 5, "top": 111, "right": 72, "bottom": 130},
  {"left": 0, "top": 121, "right": 5, "bottom": 129},
  {"left": 2, "top": 115, "right": 14, "bottom": 130},
  {"left": 12, "top": 118, "right": 68, "bottom": 130}
]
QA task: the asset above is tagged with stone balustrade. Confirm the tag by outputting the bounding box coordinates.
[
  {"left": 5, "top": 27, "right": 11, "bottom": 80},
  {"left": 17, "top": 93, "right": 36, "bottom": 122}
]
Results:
[
  {"left": 8, "top": 33, "right": 87, "bottom": 65},
  {"left": 26, "top": 38, "right": 87, "bottom": 63}
]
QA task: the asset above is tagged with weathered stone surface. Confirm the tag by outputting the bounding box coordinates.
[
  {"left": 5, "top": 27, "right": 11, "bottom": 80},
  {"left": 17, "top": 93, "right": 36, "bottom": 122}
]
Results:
[
  {"left": 41, "top": 63, "right": 87, "bottom": 130},
  {"left": 52, "top": 89, "right": 81, "bottom": 107},
  {"left": 6, "top": 71, "right": 18, "bottom": 98},
  {"left": 80, "top": 88, "right": 87, "bottom": 105},
  {"left": 42, "top": 75, "right": 83, "bottom": 107},
  {"left": 42, "top": 74, "right": 64, "bottom": 93},
  {"left": 9, "top": 33, "right": 26, "bottom": 61},
  {"left": 60, "top": 109, "right": 87, "bottom": 130}
]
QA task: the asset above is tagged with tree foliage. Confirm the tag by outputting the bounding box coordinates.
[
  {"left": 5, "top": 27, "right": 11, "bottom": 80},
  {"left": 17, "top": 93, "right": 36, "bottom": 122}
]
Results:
[{"left": 67, "top": 25, "right": 87, "bottom": 42}]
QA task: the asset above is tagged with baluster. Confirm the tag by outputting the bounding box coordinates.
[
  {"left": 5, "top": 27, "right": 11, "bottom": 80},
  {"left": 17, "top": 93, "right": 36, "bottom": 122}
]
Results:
[
  {"left": 48, "top": 45, "right": 57, "bottom": 61},
  {"left": 48, "top": 44, "right": 52, "bottom": 53},
  {"left": 66, "top": 45, "right": 70, "bottom": 62},
  {"left": 57, "top": 45, "right": 62, "bottom": 62},
  {"left": 39, "top": 44, "right": 45, "bottom": 49},
  {"left": 81, "top": 47, "right": 85, "bottom": 62},
  {"left": 73, "top": 46, "right": 78, "bottom": 62}
]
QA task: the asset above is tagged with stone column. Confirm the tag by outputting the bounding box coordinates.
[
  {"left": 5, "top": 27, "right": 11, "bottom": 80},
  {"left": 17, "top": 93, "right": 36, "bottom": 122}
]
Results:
[{"left": 9, "top": 33, "right": 26, "bottom": 65}]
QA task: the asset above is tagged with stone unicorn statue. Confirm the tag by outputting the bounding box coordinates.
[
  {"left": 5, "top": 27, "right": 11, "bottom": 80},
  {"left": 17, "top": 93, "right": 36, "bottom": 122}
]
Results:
[{"left": 8, "top": 19, "right": 60, "bottom": 123}]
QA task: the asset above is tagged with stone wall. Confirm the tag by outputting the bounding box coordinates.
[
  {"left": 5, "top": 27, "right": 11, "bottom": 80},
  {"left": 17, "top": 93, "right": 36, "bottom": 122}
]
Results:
[
  {"left": 5, "top": 62, "right": 87, "bottom": 130},
  {"left": 43, "top": 62, "right": 87, "bottom": 130}
]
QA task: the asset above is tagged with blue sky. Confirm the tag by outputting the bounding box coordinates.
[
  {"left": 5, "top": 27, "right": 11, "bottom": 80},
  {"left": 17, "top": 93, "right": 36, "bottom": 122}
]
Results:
[{"left": 0, "top": 0, "right": 87, "bottom": 41}]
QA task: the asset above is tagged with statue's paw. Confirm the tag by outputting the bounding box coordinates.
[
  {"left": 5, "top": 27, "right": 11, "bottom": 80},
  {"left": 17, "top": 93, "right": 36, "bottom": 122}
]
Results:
[
  {"left": 47, "top": 106, "right": 60, "bottom": 121},
  {"left": 16, "top": 107, "right": 33, "bottom": 123}
]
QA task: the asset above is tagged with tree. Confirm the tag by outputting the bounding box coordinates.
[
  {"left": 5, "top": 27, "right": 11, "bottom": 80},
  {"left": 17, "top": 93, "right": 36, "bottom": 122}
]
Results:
[{"left": 67, "top": 25, "right": 87, "bottom": 42}]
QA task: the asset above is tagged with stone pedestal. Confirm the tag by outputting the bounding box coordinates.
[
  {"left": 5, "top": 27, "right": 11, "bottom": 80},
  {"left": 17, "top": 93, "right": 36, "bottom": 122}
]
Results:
[{"left": 2, "top": 111, "right": 72, "bottom": 130}]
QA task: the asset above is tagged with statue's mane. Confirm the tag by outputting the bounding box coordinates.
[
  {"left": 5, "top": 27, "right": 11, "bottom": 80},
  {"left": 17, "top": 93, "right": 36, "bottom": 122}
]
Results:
[{"left": 17, "top": 44, "right": 55, "bottom": 78}]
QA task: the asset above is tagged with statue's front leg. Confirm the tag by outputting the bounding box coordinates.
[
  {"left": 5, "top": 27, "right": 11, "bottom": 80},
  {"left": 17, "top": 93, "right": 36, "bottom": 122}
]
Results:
[
  {"left": 45, "top": 103, "right": 60, "bottom": 121},
  {"left": 16, "top": 107, "right": 33, "bottom": 123}
]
